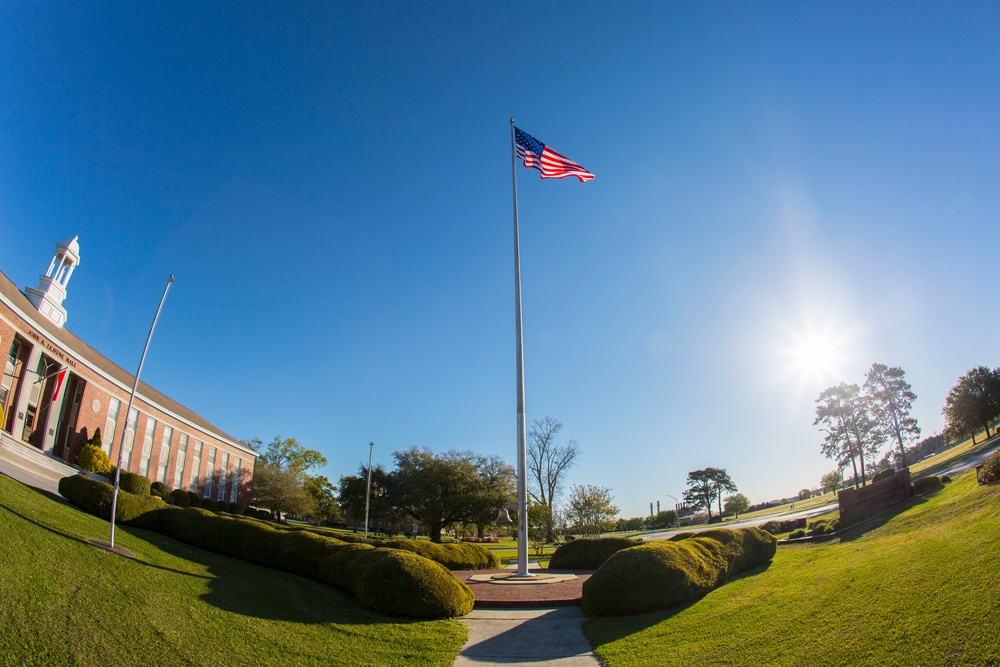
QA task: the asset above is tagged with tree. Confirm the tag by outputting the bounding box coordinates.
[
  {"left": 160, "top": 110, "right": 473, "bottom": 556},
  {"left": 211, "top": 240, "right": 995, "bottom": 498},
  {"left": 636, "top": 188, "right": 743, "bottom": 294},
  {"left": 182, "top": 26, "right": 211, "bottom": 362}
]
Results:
[
  {"left": 815, "top": 383, "right": 884, "bottom": 487},
  {"left": 246, "top": 436, "right": 327, "bottom": 520},
  {"left": 723, "top": 493, "right": 750, "bottom": 520},
  {"left": 253, "top": 435, "right": 328, "bottom": 474},
  {"left": 682, "top": 469, "right": 718, "bottom": 521},
  {"left": 943, "top": 367, "right": 1000, "bottom": 445},
  {"left": 303, "top": 474, "right": 340, "bottom": 524},
  {"left": 527, "top": 417, "right": 580, "bottom": 541},
  {"left": 705, "top": 467, "right": 737, "bottom": 517},
  {"left": 864, "top": 363, "right": 920, "bottom": 468},
  {"left": 467, "top": 454, "right": 516, "bottom": 538},
  {"left": 338, "top": 463, "right": 396, "bottom": 530},
  {"left": 647, "top": 509, "right": 679, "bottom": 529},
  {"left": 527, "top": 503, "right": 549, "bottom": 555},
  {"left": 249, "top": 462, "right": 314, "bottom": 520},
  {"left": 820, "top": 469, "right": 843, "bottom": 495},
  {"left": 798, "top": 488, "right": 812, "bottom": 500},
  {"left": 565, "top": 484, "right": 619, "bottom": 537},
  {"left": 391, "top": 447, "right": 485, "bottom": 543}
]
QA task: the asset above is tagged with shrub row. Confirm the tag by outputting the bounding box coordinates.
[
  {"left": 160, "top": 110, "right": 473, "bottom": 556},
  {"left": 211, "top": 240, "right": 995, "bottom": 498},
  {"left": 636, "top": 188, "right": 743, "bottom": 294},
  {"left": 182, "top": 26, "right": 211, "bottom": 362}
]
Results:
[
  {"left": 297, "top": 527, "right": 500, "bottom": 570},
  {"left": 60, "top": 475, "right": 473, "bottom": 618},
  {"left": 758, "top": 518, "right": 806, "bottom": 535},
  {"left": 548, "top": 537, "right": 638, "bottom": 570},
  {"left": 807, "top": 518, "right": 840, "bottom": 536},
  {"left": 58, "top": 474, "right": 167, "bottom": 522},
  {"left": 581, "top": 528, "right": 777, "bottom": 616}
]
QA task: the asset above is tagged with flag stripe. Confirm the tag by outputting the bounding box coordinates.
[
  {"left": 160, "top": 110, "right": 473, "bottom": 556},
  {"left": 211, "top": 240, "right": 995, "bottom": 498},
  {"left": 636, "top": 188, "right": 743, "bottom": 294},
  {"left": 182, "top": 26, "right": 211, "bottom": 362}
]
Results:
[{"left": 514, "top": 127, "right": 594, "bottom": 182}]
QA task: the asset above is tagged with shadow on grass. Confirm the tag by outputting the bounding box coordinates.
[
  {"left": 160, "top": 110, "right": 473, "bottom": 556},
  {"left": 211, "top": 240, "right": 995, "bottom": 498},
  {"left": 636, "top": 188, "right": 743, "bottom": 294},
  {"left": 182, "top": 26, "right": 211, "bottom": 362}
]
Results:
[
  {"left": 4, "top": 482, "right": 418, "bottom": 627},
  {"left": 118, "top": 524, "right": 412, "bottom": 625},
  {"left": 582, "top": 561, "right": 774, "bottom": 646}
]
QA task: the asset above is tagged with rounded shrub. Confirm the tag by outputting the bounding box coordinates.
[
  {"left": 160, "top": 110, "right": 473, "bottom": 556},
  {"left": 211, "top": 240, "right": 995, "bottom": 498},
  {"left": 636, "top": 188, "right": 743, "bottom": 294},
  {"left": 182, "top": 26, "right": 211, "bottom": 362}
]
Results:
[
  {"left": 118, "top": 471, "right": 151, "bottom": 496},
  {"left": 913, "top": 476, "right": 942, "bottom": 494},
  {"left": 581, "top": 528, "right": 775, "bottom": 616},
  {"left": 549, "top": 537, "right": 638, "bottom": 570},
  {"left": 187, "top": 491, "right": 202, "bottom": 507},
  {"left": 59, "top": 474, "right": 166, "bottom": 522},
  {"left": 169, "top": 488, "right": 191, "bottom": 506},
  {"left": 227, "top": 502, "right": 244, "bottom": 515},
  {"left": 200, "top": 498, "right": 219, "bottom": 512},
  {"left": 149, "top": 481, "right": 169, "bottom": 500},
  {"left": 940, "top": 474, "right": 952, "bottom": 484},
  {"left": 789, "top": 528, "right": 807, "bottom": 539},
  {"left": 355, "top": 550, "right": 475, "bottom": 618},
  {"left": 76, "top": 443, "right": 112, "bottom": 476}
]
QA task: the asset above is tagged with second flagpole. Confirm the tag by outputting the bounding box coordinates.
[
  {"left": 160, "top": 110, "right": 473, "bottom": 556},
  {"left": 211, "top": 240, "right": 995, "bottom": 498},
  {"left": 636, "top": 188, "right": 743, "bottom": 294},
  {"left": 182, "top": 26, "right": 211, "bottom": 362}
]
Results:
[{"left": 509, "top": 118, "right": 532, "bottom": 578}]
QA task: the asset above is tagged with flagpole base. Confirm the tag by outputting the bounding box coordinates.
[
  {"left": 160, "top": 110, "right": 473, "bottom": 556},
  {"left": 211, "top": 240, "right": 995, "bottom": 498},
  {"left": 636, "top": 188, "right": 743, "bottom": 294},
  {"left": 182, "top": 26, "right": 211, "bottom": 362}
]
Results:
[{"left": 86, "top": 539, "right": 136, "bottom": 559}]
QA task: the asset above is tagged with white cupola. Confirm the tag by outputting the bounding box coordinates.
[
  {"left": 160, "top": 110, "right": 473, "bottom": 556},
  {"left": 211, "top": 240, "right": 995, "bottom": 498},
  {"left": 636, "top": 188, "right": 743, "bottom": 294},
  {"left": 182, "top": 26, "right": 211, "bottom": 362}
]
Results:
[{"left": 25, "top": 236, "right": 80, "bottom": 328}]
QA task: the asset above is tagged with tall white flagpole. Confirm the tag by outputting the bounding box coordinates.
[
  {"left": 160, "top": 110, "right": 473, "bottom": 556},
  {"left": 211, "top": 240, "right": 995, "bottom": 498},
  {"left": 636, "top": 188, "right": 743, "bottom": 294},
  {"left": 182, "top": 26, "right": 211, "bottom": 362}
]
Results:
[
  {"left": 509, "top": 119, "right": 532, "bottom": 578},
  {"left": 106, "top": 275, "right": 174, "bottom": 551}
]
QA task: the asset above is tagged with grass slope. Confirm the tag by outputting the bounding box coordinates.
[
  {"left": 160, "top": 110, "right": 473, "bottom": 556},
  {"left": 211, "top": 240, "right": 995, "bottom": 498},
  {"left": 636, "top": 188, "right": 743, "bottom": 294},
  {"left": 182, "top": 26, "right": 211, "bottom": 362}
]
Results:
[
  {"left": 0, "top": 476, "right": 465, "bottom": 667},
  {"left": 584, "top": 470, "right": 1000, "bottom": 666}
]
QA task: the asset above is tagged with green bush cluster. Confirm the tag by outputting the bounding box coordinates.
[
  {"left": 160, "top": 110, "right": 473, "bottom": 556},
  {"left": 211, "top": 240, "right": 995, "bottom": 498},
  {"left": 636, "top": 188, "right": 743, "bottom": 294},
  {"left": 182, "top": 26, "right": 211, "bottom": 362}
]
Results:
[
  {"left": 548, "top": 537, "right": 638, "bottom": 570},
  {"left": 759, "top": 518, "right": 806, "bottom": 535},
  {"left": 201, "top": 498, "right": 218, "bottom": 512},
  {"left": 187, "top": 492, "right": 201, "bottom": 508},
  {"left": 979, "top": 451, "right": 1000, "bottom": 484},
  {"left": 227, "top": 502, "right": 244, "bottom": 515},
  {"left": 76, "top": 443, "right": 112, "bottom": 477},
  {"left": 169, "top": 489, "right": 191, "bottom": 506},
  {"left": 581, "top": 527, "right": 776, "bottom": 616},
  {"left": 129, "top": 506, "right": 473, "bottom": 618},
  {"left": 59, "top": 475, "right": 473, "bottom": 618},
  {"left": 150, "top": 482, "right": 169, "bottom": 500},
  {"left": 807, "top": 518, "right": 840, "bottom": 536},
  {"left": 913, "top": 476, "right": 942, "bottom": 494},
  {"left": 58, "top": 474, "right": 166, "bottom": 522},
  {"left": 941, "top": 474, "right": 952, "bottom": 484},
  {"left": 788, "top": 528, "right": 807, "bottom": 539},
  {"left": 108, "top": 470, "right": 152, "bottom": 496},
  {"left": 299, "top": 528, "right": 499, "bottom": 570}
]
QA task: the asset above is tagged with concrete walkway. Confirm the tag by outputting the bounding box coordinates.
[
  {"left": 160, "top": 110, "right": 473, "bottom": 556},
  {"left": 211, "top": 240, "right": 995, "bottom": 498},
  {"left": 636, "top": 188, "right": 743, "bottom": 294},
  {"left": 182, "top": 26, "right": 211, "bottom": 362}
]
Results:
[{"left": 454, "top": 606, "right": 601, "bottom": 667}]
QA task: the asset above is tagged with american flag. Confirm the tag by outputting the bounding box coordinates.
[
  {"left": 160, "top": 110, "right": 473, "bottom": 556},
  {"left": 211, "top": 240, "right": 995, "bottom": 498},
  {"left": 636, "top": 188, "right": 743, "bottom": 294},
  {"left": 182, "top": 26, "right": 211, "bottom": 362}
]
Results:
[{"left": 515, "top": 127, "right": 594, "bottom": 182}]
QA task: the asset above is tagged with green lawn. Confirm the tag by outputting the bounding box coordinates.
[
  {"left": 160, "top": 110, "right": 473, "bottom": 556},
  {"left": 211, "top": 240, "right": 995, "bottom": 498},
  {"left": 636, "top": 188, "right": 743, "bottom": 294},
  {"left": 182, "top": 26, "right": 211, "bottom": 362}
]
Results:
[
  {"left": 584, "top": 469, "right": 1000, "bottom": 666},
  {"left": 0, "top": 475, "right": 465, "bottom": 667}
]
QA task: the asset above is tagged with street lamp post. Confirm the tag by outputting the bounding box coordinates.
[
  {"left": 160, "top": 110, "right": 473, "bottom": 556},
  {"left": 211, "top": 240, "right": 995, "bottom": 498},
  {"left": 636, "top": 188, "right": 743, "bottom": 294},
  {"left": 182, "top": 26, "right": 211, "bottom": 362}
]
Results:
[{"left": 364, "top": 441, "right": 374, "bottom": 538}]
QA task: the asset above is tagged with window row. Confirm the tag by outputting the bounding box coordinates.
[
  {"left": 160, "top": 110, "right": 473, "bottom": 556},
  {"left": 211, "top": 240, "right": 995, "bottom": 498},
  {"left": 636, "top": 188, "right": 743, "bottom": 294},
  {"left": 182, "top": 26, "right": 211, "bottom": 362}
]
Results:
[{"left": 101, "top": 397, "right": 242, "bottom": 502}]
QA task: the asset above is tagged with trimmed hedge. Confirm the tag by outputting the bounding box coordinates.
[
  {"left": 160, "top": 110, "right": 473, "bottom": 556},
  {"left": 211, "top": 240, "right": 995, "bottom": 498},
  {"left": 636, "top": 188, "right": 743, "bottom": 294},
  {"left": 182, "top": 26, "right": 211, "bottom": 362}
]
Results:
[
  {"left": 201, "top": 498, "right": 218, "bottom": 512},
  {"left": 913, "top": 476, "right": 942, "bottom": 494},
  {"left": 548, "top": 537, "right": 638, "bottom": 570},
  {"left": 759, "top": 518, "right": 806, "bottom": 535},
  {"left": 581, "top": 527, "right": 776, "bottom": 616},
  {"left": 301, "top": 528, "right": 500, "bottom": 570},
  {"left": 150, "top": 481, "right": 169, "bottom": 500},
  {"left": 116, "top": 471, "right": 151, "bottom": 496},
  {"left": 59, "top": 475, "right": 474, "bottom": 619},
  {"left": 58, "top": 474, "right": 166, "bottom": 522},
  {"left": 169, "top": 489, "right": 191, "bottom": 507},
  {"left": 129, "top": 506, "right": 474, "bottom": 618},
  {"left": 227, "top": 502, "right": 244, "bottom": 515}
]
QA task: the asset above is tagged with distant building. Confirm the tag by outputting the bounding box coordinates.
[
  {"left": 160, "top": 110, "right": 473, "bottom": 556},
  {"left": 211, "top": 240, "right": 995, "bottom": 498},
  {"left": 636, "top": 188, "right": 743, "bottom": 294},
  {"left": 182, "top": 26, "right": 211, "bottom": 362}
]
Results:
[{"left": 0, "top": 238, "right": 256, "bottom": 504}]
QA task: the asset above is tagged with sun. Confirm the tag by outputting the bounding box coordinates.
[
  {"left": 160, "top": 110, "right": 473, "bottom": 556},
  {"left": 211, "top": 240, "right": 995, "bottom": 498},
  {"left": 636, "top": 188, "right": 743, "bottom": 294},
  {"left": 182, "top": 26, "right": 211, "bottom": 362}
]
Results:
[{"left": 787, "top": 330, "right": 842, "bottom": 380}]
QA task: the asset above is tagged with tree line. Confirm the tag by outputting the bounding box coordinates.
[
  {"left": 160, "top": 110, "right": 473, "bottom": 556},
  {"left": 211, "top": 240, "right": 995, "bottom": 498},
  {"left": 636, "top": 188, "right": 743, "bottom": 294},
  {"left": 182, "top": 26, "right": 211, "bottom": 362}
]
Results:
[{"left": 247, "top": 417, "right": 621, "bottom": 542}]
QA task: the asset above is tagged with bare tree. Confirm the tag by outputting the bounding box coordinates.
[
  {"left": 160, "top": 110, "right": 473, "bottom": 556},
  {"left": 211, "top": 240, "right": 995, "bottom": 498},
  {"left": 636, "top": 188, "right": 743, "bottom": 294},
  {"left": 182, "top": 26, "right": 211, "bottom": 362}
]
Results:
[{"left": 527, "top": 416, "right": 580, "bottom": 541}]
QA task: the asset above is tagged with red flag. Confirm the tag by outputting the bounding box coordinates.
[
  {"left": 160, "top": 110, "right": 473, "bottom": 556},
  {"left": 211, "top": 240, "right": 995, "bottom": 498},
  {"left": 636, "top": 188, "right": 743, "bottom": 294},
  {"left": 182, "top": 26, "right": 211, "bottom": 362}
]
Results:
[{"left": 50, "top": 368, "right": 68, "bottom": 403}]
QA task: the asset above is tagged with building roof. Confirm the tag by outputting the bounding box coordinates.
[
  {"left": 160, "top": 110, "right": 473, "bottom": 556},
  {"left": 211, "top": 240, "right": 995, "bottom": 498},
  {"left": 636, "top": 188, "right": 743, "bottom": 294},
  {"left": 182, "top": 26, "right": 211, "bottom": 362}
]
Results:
[{"left": 0, "top": 268, "right": 255, "bottom": 458}]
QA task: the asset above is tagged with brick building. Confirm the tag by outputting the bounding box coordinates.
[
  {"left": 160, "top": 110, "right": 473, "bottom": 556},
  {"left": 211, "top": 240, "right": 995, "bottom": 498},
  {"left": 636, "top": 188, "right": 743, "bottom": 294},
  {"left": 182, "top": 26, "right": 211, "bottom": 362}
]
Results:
[{"left": 0, "top": 237, "right": 256, "bottom": 505}]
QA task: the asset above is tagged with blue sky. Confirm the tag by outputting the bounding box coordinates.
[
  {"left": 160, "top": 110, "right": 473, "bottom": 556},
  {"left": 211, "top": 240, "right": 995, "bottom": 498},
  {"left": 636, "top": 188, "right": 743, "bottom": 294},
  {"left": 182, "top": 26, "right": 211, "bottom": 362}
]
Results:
[{"left": 2, "top": 2, "right": 999, "bottom": 517}]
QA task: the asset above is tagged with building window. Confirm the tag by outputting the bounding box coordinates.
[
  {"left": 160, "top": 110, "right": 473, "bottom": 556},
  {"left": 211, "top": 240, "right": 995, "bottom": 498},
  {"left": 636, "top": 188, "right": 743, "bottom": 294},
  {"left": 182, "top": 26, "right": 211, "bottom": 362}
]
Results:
[
  {"left": 0, "top": 339, "right": 21, "bottom": 414},
  {"left": 230, "top": 458, "right": 241, "bottom": 503},
  {"left": 173, "top": 434, "right": 188, "bottom": 489},
  {"left": 204, "top": 447, "right": 216, "bottom": 498},
  {"left": 157, "top": 425, "right": 173, "bottom": 484},
  {"left": 121, "top": 409, "right": 138, "bottom": 470},
  {"left": 217, "top": 451, "right": 229, "bottom": 502},
  {"left": 102, "top": 398, "right": 121, "bottom": 456},
  {"left": 139, "top": 417, "right": 157, "bottom": 478},
  {"left": 188, "top": 440, "right": 203, "bottom": 492}
]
